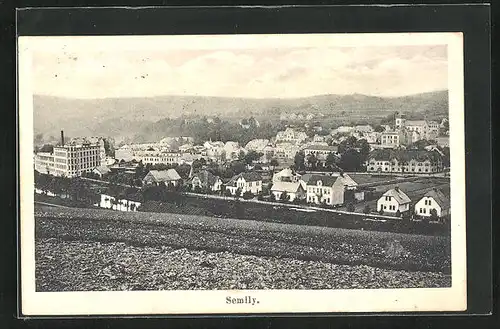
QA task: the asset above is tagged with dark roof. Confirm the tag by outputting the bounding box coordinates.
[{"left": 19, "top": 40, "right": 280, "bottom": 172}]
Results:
[
  {"left": 423, "top": 188, "right": 450, "bottom": 210},
  {"left": 143, "top": 169, "right": 181, "bottom": 182},
  {"left": 227, "top": 172, "right": 262, "bottom": 185},
  {"left": 190, "top": 170, "right": 220, "bottom": 186},
  {"left": 306, "top": 174, "right": 338, "bottom": 186},
  {"left": 368, "top": 149, "right": 442, "bottom": 162}
]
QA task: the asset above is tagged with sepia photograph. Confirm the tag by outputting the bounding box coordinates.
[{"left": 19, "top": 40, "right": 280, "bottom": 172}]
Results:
[{"left": 19, "top": 32, "right": 466, "bottom": 315}]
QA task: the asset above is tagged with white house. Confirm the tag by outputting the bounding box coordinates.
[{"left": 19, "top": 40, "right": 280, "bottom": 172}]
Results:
[
  {"left": 272, "top": 168, "right": 301, "bottom": 184},
  {"left": 225, "top": 172, "right": 263, "bottom": 196},
  {"left": 377, "top": 187, "right": 411, "bottom": 214},
  {"left": 414, "top": 188, "right": 450, "bottom": 218},
  {"left": 271, "top": 181, "right": 306, "bottom": 202},
  {"left": 305, "top": 174, "right": 354, "bottom": 206},
  {"left": 97, "top": 194, "right": 141, "bottom": 212}
]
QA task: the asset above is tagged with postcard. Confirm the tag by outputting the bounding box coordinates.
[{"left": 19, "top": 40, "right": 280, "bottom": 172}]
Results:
[{"left": 18, "top": 32, "right": 466, "bottom": 315}]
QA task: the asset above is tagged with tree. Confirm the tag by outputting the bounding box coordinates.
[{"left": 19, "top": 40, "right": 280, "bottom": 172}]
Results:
[
  {"left": 223, "top": 188, "right": 233, "bottom": 197},
  {"left": 294, "top": 151, "right": 305, "bottom": 171},
  {"left": 430, "top": 208, "right": 439, "bottom": 221},
  {"left": 242, "top": 191, "right": 254, "bottom": 200},
  {"left": 356, "top": 139, "right": 371, "bottom": 163},
  {"left": 270, "top": 158, "right": 279, "bottom": 171},
  {"left": 363, "top": 205, "right": 371, "bottom": 214},
  {"left": 243, "top": 150, "right": 262, "bottom": 165},
  {"left": 395, "top": 209, "right": 401, "bottom": 217},
  {"left": 230, "top": 161, "right": 246, "bottom": 175},
  {"left": 379, "top": 208, "right": 384, "bottom": 215},
  {"left": 269, "top": 193, "right": 276, "bottom": 202},
  {"left": 325, "top": 152, "right": 338, "bottom": 169},
  {"left": 191, "top": 159, "right": 204, "bottom": 171},
  {"left": 338, "top": 149, "right": 362, "bottom": 172},
  {"left": 151, "top": 163, "right": 169, "bottom": 171},
  {"left": 306, "top": 153, "right": 318, "bottom": 168},
  {"left": 234, "top": 187, "right": 242, "bottom": 198},
  {"left": 280, "top": 191, "right": 289, "bottom": 202},
  {"left": 373, "top": 124, "right": 385, "bottom": 133},
  {"left": 346, "top": 203, "right": 355, "bottom": 212}
]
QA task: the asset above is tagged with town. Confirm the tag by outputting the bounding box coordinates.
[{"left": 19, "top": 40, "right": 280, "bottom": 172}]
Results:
[{"left": 33, "top": 112, "right": 451, "bottom": 226}]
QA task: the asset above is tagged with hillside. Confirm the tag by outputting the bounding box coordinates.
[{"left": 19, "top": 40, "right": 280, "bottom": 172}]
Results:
[{"left": 33, "top": 90, "right": 448, "bottom": 142}]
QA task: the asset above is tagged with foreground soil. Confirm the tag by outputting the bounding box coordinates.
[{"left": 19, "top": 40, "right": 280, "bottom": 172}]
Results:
[
  {"left": 36, "top": 239, "right": 451, "bottom": 291},
  {"left": 34, "top": 206, "right": 451, "bottom": 290}
]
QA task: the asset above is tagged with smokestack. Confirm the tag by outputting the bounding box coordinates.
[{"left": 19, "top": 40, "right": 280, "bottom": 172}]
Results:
[{"left": 61, "top": 130, "right": 65, "bottom": 146}]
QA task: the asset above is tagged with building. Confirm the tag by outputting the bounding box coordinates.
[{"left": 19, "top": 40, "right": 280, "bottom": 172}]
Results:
[
  {"left": 305, "top": 173, "right": 358, "bottom": 206},
  {"left": 414, "top": 188, "right": 450, "bottom": 219},
  {"left": 380, "top": 130, "right": 406, "bottom": 148},
  {"left": 404, "top": 120, "right": 438, "bottom": 141},
  {"left": 270, "top": 181, "right": 306, "bottom": 202},
  {"left": 334, "top": 126, "right": 354, "bottom": 134},
  {"left": 245, "top": 139, "right": 270, "bottom": 153},
  {"left": 272, "top": 168, "right": 301, "bottom": 184},
  {"left": 312, "top": 134, "right": 331, "bottom": 143},
  {"left": 395, "top": 115, "right": 406, "bottom": 129},
  {"left": 225, "top": 172, "right": 263, "bottom": 196},
  {"left": 97, "top": 194, "right": 141, "bottom": 212},
  {"left": 188, "top": 170, "right": 223, "bottom": 192},
  {"left": 377, "top": 187, "right": 411, "bottom": 214},
  {"left": 92, "top": 165, "right": 111, "bottom": 178},
  {"left": 354, "top": 125, "right": 374, "bottom": 133},
  {"left": 275, "top": 128, "right": 308, "bottom": 145},
  {"left": 274, "top": 143, "right": 300, "bottom": 160},
  {"left": 142, "top": 169, "right": 182, "bottom": 186},
  {"left": 303, "top": 145, "right": 339, "bottom": 166},
  {"left": 224, "top": 141, "right": 245, "bottom": 161},
  {"left": 34, "top": 131, "right": 102, "bottom": 177},
  {"left": 139, "top": 152, "right": 183, "bottom": 166},
  {"left": 366, "top": 149, "right": 444, "bottom": 174}
]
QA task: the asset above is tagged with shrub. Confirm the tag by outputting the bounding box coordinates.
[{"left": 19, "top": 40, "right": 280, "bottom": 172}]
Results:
[
  {"left": 430, "top": 208, "right": 439, "bottom": 221},
  {"left": 242, "top": 191, "right": 254, "bottom": 200},
  {"left": 269, "top": 193, "right": 276, "bottom": 202},
  {"left": 280, "top": 191, "right": 289, "bottom": 202},
  {"left": 363, "top": 205, "right": 370, "bottom": 214},
  {"left": 395, "top": 210, "right": 401, "bottom": 217},
  {"left": 346, "top": 203, "right": 355, "bottom": 212},
  {"left": 378, "top": 209, "right": 384, "bottom": 215}
]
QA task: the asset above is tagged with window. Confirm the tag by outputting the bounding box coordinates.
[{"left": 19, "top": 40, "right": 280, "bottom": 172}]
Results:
[
  {"left": 428, "top": 199, "right": 431, "bottom": 206},
  {"left": 423, "top": 208, "right": 426, "bottom": 214},
  {"left": 383, "top": 205, "right": 386, "bottom": 210}
]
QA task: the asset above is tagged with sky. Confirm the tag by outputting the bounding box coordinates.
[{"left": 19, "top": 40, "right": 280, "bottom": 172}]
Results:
[{"left": 27, "top": 34, "right": 449, "bottom": 99}]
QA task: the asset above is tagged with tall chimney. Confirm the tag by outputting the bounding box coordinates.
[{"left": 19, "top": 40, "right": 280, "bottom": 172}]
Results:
[{"left": 61, "top": 130, "right": 65, "bottom": 146}]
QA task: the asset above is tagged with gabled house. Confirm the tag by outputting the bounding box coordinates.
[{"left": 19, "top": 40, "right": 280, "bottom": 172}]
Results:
[
  {"left": 92, "top": 165, "right": 111, "bottom": 178},
  {"left": 377, "top": 187, "right": 411, "bottom": 214},
  {"left": 272, "top": 168, "right": 301, "bottom": 184},
  {"left": 188, "top": 170, "right": 223, "bottom": 192},
  {"left": 142, "top": 169, "right": 182, "bottom": 186},
  {"left": 414, "top": 188, "right": 450, "bottom": 218},
  {"left": 225, "top": 172, "right": 262, "bottom": 196},
  {"left": 305, "top": 173, "right": 357, "bottom": 206},
  {"left": 366, "top": 149, "right": 443, "bottom": 174},
  {"left": 271, "top": 181, "right": 306, "bottom": 202}
]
